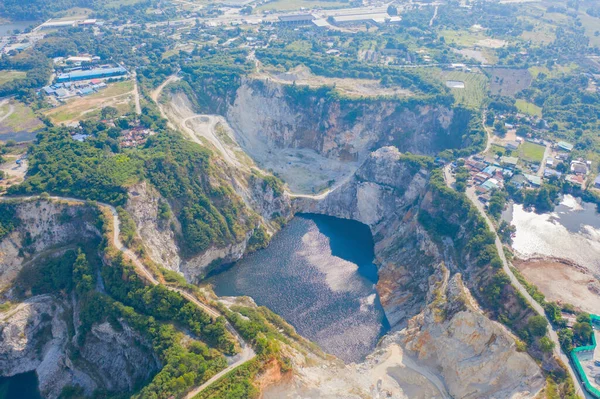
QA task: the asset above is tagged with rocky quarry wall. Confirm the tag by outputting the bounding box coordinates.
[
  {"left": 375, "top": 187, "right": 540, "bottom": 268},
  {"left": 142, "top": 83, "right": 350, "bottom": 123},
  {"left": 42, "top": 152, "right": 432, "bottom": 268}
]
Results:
[
  {"left": 0, "top": 201, "right": 160, "bottom": 399},
  {"left": 225, "top": 78, "right": 472, "bottom": 162}
]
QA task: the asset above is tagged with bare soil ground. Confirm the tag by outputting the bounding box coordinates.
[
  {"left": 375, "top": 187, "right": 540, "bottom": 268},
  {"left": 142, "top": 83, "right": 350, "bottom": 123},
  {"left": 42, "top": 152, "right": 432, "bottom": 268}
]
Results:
[
  {"left": 513, "top": 257, "right": 600, "bottom": 314},
  {"left": 0, "top": 157, "right": 27, "bottom": 193},
  {"left": 489, "top": 68, "right": 533, "bottom": 96},
  {"left": 253, "top": 66, "right": 412, "bottom": 98}
]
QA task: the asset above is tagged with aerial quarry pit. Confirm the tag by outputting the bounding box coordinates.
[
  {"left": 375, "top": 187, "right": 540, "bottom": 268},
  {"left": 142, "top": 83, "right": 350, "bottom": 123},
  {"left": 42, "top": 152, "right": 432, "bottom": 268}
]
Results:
[{"left": 2, "top": 1, "right": 600, "bottom": 398}]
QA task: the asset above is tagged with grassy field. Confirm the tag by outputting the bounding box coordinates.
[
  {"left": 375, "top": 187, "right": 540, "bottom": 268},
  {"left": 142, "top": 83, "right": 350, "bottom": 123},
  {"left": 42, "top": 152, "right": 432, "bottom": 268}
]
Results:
[
  {"left": 0, "top": 101, "right": 44, "bottom": 141},
  {"left": 45, "top": 80, "right": 135, "bottom": 124},
  {"left": 519, "top": 141, "right": 545, "bottom": 164},
  {"left": 529, "top": 63, "right": 578, "bottom": 79},
  {"left": 440, "top": 71, "right": 488, "bottom": 109},
  {"left": 439, "top": 29, "right": 487, "bottom": 47},
  {"left": 489, "top": 144, "right": 507, "bottom": 156},
  {"left": 0, "top": 71, "right": 26, "bottom": 86},
  {"left": 255, "top": 0, "right": 348, "bottom": 12},
  {"left": 578, "top": 12, "right": 600, "bottom": 49},
  {"left": 516, "top": 99, "right": 542, "bottom": 117}
]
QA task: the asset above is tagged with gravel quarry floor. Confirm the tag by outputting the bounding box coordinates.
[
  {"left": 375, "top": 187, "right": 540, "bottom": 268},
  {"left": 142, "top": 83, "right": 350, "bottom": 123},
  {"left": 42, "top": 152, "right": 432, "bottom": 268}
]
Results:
[{"left": 514, "top": 257, "right": 600, "bottom": 314}]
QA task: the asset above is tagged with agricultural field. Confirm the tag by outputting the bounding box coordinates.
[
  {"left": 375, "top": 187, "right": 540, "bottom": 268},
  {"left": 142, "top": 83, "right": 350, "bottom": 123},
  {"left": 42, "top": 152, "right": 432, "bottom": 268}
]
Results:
[
  {"left": 0, "top": 70, "right": 26, "bottom": 86},
  {"left": 44, "top": 80, "right": 135, "bottom": 125},
  {"left": 440, "top": 71, "right": 489, "bottom": 109},
  {"left": 255, "top": 0, "right": 349, "bottom": 12},
  {"left": 488, "top": 68, "right": 532, "bottom": 96},
  {"left": 518, "top": 141, "right": 545, "bottom": 164},
  {"left": 0, "top": 100, "right": 44, "bottom": 143},
  {"left": 515, "top": 99, "right": 542, "bottom": 117}
]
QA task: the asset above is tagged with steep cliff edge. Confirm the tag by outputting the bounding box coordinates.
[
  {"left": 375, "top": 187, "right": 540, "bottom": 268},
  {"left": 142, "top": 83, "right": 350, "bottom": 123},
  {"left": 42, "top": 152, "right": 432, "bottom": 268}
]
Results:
[
  {"left": 184, "top": 75, "right": 484, "bottom": 194},
  {"left": 0, "top": 295, "right": 159, "bottom": 399},
  {"left": 0, "top": 201, "right": 160, "bottom": 399},
  {"left": 263, "top": 272, "right": 544, "bottom": 399},
  {"left": 296, "top": 147, "right": 438, "bottom": 327},
  {"left": 0, "top": 200, "right": 99, "bottom": 295}
]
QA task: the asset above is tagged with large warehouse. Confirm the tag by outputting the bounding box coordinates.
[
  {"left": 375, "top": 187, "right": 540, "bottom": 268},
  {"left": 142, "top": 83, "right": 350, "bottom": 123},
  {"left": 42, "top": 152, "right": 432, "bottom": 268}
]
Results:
[{"left": 56, "top": 66, "right": 127, "bottom": 83}]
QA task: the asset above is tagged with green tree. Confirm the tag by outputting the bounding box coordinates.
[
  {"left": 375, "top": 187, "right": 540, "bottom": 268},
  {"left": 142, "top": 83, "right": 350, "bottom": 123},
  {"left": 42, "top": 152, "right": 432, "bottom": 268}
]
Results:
[
  {"left": 538, "top": 336, "right": 555, "bottom": 352},
  {"left": 573, "top": 321, "right": 593, "bottom": 344},
  {"left": 527, "top": 315, "right": 548, "bottom": 337}
]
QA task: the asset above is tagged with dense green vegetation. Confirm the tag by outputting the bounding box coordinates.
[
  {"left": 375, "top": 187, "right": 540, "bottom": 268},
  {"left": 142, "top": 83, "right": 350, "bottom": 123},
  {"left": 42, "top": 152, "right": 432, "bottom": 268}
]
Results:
[
  {"left": 10, "top": 119, "right": 257, "bottom": 258},
  {"left": 0, "top": 0, "right": 165, "bottom": 23},
  {"left": 142, "top": 132, "right": 255, "bottom": 257},
  {"left": 182, "top": 52, "right": 253, "bottom": 113},
  {"left": 11, "top": 127, "right": 141, "bottom": 205},
  {"left": 0, "top": 52, "right": 52, "bottom": 101},
  {"left": 0, "top": 203, "right": 19, "bottom": 240},
  {"left": 101, "top": 252, "right": 236, "bottom": 355},
  {"left": 519, "top": 74, "right": 600, "bottom": 152}
]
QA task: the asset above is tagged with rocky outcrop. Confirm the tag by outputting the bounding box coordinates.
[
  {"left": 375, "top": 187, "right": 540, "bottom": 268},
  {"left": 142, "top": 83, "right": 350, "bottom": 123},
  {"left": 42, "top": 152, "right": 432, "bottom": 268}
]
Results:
[
  {"left": 296, "top": 147, "right": 437, "bottom": 327},
  {"left": 262, "top": 273, "right": 544, "bottom": 399},
  {"left": 0, "top": 200, "right": 99, "bottom": 294},
  {"left": 0, "top": 295, "right": 159, "bottom": 399},
  {"left": 126, "top": 172, "right": 292, "bottom": 281},
  {"left": 127, "top": 182, "right": 182, "bottom": 272},
  {"left": 402, "top": 274, "right": 545, "bottom": 398}
]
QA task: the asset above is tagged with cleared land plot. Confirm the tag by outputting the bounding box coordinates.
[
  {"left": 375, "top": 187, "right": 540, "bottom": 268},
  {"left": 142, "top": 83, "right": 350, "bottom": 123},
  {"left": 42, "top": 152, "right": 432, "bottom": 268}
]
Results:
[
  {"left": 488, "top": 68, "right": 532, "bottom": 96},
  {"left": 255, "top": 66, "right": 412, "bottom": 98},
  {"left": 256, "top": 0, "right": 349, "bottom": 12},
  {"left": 518, "top": 141, "right": 545, "bottom": 164},
  {"left": 579, "top": 12, "right": 600, "bottom": 48},
  {"left": 440, "top": 71, "right": 488, "bottom": 109},
  {"left": 519, "top": 16, "right": 556, "bottom": 45},
  {"left": 438, "top": 29, "right": 487, "bottom": 47},
  {"left": 514, "top": 258, "right": 600, "bottom": 314},
  {"left": 0, "top": 101, "right": 44, "bottom": 142},
  {"left": 44, "top": 80, "right": 135, "bottom": 124},
  {"left": 516, "top": 99, "right": 542, "bottom": 117},
  {"left": 0, "top": 70, "right": 26, "bottom": 86}
]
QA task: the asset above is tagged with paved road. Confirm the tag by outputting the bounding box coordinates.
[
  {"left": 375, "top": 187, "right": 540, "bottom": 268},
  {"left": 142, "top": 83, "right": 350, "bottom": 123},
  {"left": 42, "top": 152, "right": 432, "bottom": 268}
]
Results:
[
  {"left": 132, "top": 72, "right": 142, "bottom": 116},
  {"left": 0, "top": 195, "right": 256, "bottom": 398},
  {"left": 537, "top": 143, "right": 552, "bottom": 177},
  {"left": 457, "top": 184, "right": 586, "bottom": 396}
]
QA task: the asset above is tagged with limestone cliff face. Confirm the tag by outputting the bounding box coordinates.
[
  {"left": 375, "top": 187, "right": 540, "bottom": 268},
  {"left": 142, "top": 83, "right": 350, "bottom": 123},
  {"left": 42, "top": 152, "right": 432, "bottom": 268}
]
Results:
[
  {"left": 0, "top": 200, "right": 99, "bottom": 295},
  {"left": 0, "top": 295, "right": 159, "bottom": 399},
  {"left": 401, "top": 274, "right": 545, "bottom": 399},
  {"left": 263, "top": 273, "right": 544, "bottom": 399},
  {"left": 226, "top": 78, "right": 462, "bottom": 163},
  {"left": 296, "top": 147, "right": 437, "bottom": 327},
  {"left": 125, "top": 172, "right": 292, "bottom": 281}
]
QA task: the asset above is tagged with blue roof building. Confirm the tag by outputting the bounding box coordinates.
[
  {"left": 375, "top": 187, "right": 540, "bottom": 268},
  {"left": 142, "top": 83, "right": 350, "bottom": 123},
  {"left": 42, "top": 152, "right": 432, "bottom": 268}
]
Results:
[{"left": 56, "top": 67, "right": 127, "bottom": 83}]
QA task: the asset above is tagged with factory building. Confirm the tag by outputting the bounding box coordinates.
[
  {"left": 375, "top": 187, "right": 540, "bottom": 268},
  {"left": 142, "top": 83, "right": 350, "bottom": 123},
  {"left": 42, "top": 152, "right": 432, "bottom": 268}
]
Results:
[{"left": 56, "top": 67, "right": 127, "bottom": 83}]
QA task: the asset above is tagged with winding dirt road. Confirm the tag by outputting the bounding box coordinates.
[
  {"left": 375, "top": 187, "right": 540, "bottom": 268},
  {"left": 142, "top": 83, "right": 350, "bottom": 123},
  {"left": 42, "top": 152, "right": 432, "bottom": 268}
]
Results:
[
  {"left": 0, "top": 195, "right": 256, "bottom": 398},
  {"left": 0, "top": 99, "right": 15, "bottom": 124}
]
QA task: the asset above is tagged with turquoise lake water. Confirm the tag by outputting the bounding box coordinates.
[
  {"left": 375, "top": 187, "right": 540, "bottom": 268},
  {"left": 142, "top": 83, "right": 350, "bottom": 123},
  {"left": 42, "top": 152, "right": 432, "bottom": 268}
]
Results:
[{"left": 210, "top": 214, "right": 390, "bottom": 363}]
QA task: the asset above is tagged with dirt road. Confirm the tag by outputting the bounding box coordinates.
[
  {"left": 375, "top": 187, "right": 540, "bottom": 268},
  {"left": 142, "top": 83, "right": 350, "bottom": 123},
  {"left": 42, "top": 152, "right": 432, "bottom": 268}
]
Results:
[
  {"left": 463, "top": 186, "right": 586, "bottom": 397},
  {"left": 0, "top": 195, "right": 256, "bottom": 397},
  {"left": 0, "top": 100, "right": 15, "bottom": 123}
]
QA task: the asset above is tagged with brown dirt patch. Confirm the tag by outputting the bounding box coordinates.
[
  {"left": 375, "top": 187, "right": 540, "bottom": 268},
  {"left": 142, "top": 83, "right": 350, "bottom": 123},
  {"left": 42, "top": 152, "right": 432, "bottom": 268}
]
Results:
[{"left": 513, "top": 257, "right": 600, "bottom": 314}]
